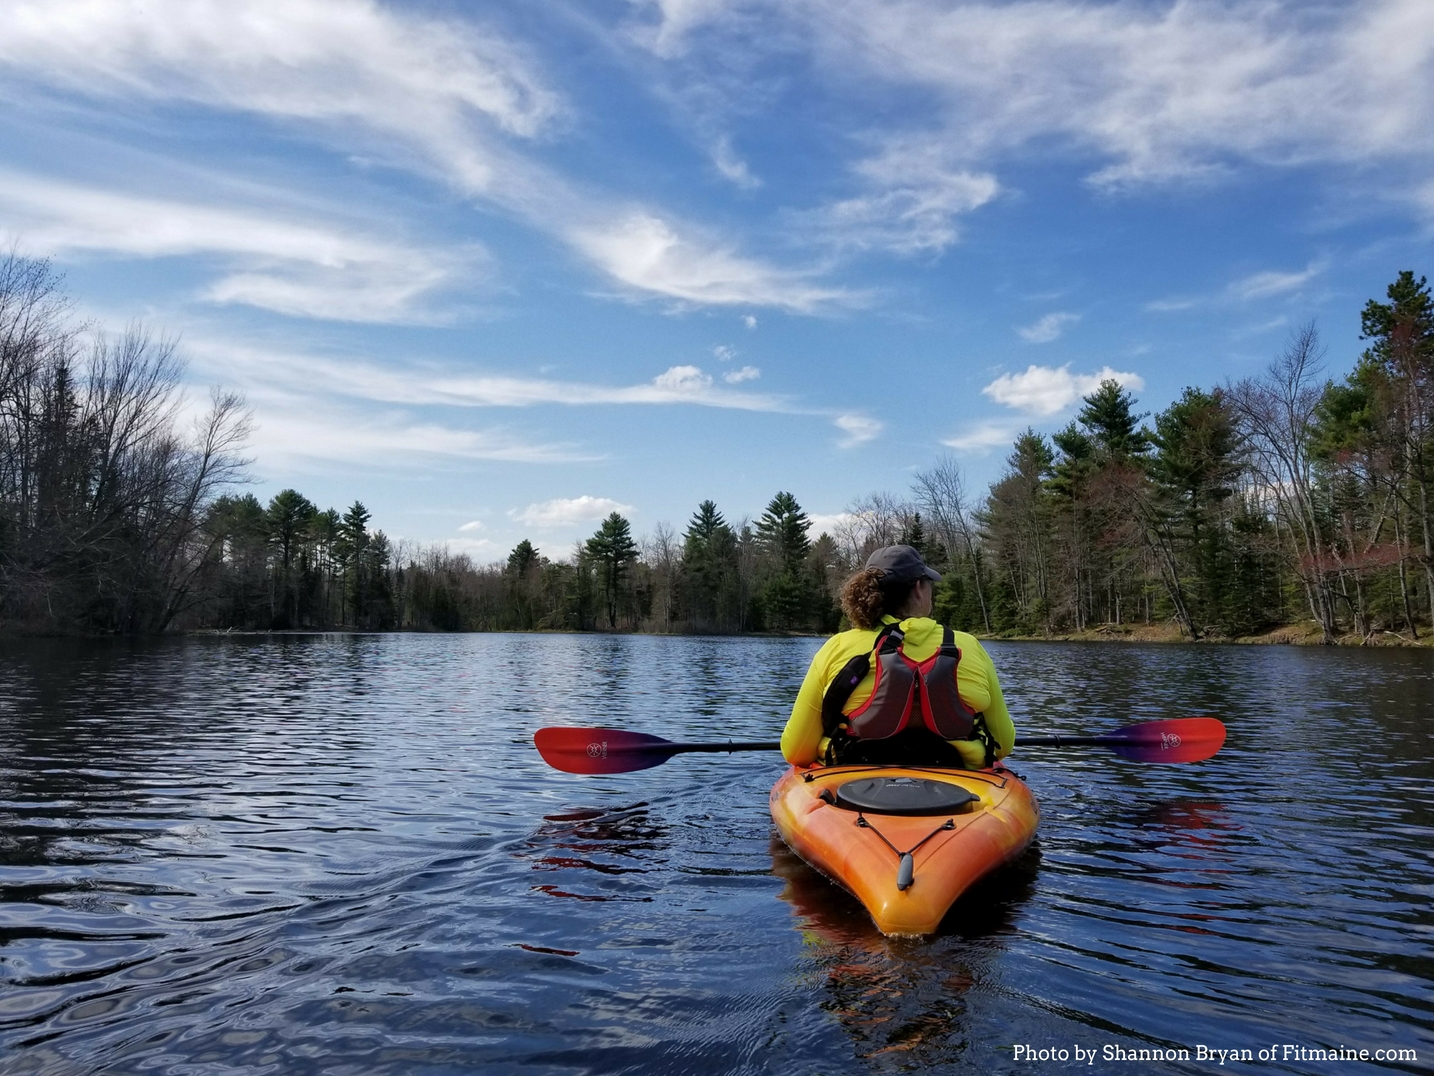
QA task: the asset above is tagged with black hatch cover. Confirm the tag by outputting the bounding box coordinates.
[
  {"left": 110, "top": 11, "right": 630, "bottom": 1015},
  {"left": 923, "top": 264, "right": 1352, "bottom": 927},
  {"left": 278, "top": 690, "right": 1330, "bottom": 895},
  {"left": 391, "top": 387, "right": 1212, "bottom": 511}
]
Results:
[{"left": 833, "top": 777, "right": 978, "bottom": 816}]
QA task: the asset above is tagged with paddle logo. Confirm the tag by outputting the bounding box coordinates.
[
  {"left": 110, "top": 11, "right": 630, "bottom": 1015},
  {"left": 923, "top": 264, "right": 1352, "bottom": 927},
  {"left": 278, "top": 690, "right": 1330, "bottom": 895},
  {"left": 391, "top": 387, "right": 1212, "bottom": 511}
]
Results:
[
  {"left": 1161, "top": 733, "right": 1182, "bottom": 751},
  {"left": 587, "top": 741, "right": 607, "bottom": 759}
]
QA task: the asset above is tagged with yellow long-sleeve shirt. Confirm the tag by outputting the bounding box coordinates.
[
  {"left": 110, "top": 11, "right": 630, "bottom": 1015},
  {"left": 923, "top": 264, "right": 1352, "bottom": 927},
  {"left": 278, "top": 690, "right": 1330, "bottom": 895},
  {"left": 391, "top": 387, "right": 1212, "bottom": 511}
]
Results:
[{"left": 781, "top": 615, "right": 1015, "bottom": 768}]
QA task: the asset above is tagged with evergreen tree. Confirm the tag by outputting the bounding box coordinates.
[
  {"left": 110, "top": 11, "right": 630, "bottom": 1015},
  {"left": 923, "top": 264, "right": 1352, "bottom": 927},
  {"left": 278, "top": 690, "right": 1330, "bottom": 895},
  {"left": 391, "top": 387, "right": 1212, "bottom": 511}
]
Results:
[
  {"left": 505, "top": 538, "right": 542, "bottom": 630},
  {"left": 756, "top": 491, "right": 812, "bottom": 573},
  {"left": 266, "top": 489, "right": 316, "bottom": 628},
  {"left": 1150, "top": 388, "right": 1241, "bottom": 634},
  {"left": 586, "top": 513, "right": 638, "bottom": 628},
  {"left": 897, "top": 512, "right": 927, "bottom": 556},
  {"left": 681, "top": 500, "right": 738, "bottom": 628},
  {"left": 337, "top": 501, "right": 371, "bottom": 624},
  {"left": 1358, "top": 271, "right": 1434, "bottom": 623},
  {"left": 756, "top": 492, "right": 815, "bottom": 629},
  {"left": 1078, "top": 379, "right": 1151, "bottom": 459}
]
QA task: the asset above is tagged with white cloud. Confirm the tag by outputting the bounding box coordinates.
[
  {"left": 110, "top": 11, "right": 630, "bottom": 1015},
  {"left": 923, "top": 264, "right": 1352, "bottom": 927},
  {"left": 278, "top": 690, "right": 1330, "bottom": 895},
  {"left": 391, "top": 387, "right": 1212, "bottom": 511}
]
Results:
[
  {"left": 250, "top": 405, "right": 592, "bottom": 470},
  {"left": 443, "top": 536, "right": 498, "bottom": 557},
  {"left": 511, "top": 496, "right": 634, "bottom": 528},
  {"left": 0, "top": 171, "right": 463, "bottom": 322},
  {"left": 941, "top": 421, "right": 1021, "bottom": 453},
  {"left": 569, "top": 212, "right": 853, "bottom": 311},
  {"left": 808, "top": 138, "right": 999, "bottom": 255},
  {"left": 1016, "top": 312, "right": 1080, "bottom": 344},
  {"left": 1145, "top": 297, "right": 1198, "bottom": 313},
  {"left": 652, "top": 364, "right": 712, "bottom": 394},
  {"left": 713, "top": 344, "right": 737, "bottom": 362},
  {"left": 723, "top": 365, "right": 760, "bottom": 383},
  {"left": 742, "top": 315, "right": 757, "bottom": 329},
  {"left": 834, "top": 413, "right": 882, "bottom": 447},
  {"left": 458, "top": 520, "right": 485, "bottom": 532},
  {"left": 1228, "top": 262, "right": 1325, "bottom": 301},
  {"left": 982, "top": 364, "right": 1145, "bottom": 416},
  {"left": 187, "top": 341, "right": 792, "bottom": 413},
  {"left": 0, "top": 0, "right": 560, "bottom": 166},
  {"left": 806, "top": 511, "right": 855, "bottom": 537},
  {"left": 638, "top": 0, "right": 1434, "bottom": 196},
  {"left": 713, "top": 135, "right": 761, "bottom": 189},
  {"left": 0, "top": 0, "right": 842, "bottom": 312}
]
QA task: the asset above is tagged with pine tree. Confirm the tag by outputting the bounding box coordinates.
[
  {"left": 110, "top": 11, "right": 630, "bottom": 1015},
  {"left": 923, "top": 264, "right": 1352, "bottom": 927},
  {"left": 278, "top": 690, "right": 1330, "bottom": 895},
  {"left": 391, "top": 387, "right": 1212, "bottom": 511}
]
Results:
[
  {"left": 681, "top": 500, "right": 738, "bottom": 627},
  {"left": 756, "top": 491, "right": 811, "bottom": 573},
  {"left": 1078, "top": 379, "right": 1151, "bottom": 459},
  {"left": 266, "top": 489, "right": 316, "bottom": 628},
  {"left": 586, "top": 513, "right": 638, "bottom": 628}
]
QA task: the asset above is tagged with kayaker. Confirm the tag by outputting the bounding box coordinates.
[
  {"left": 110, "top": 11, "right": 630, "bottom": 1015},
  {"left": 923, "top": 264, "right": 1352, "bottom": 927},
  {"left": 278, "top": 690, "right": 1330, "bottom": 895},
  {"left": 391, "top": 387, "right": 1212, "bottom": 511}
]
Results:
[{"left": 781, "top": 544, "right": 1015, "bottom": 768}]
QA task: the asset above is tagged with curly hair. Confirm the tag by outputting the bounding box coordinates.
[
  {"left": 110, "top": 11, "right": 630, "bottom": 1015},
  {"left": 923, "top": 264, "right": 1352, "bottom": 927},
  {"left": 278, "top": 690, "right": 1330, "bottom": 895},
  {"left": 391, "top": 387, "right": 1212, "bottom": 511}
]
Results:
[{"left": 840, "top": 567, "right": 918, "bottom": 630}]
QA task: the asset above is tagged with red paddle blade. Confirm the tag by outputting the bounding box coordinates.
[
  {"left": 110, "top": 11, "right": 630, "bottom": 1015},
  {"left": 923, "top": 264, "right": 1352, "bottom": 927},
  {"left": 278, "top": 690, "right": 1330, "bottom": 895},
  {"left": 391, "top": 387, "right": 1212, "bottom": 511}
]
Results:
[
  {"left": 534, "top": 727, "right": 676, "bottom": 775},
  {"left": 1104, "top": 717, "right": 1226, "bottom": 763}
]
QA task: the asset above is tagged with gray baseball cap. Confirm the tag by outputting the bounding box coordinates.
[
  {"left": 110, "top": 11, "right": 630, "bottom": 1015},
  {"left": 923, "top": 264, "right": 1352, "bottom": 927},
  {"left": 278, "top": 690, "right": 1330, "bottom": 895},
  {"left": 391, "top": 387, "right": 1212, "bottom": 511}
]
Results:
[{"left": 865, "top": 544, "right": 941, "bottom": 584}]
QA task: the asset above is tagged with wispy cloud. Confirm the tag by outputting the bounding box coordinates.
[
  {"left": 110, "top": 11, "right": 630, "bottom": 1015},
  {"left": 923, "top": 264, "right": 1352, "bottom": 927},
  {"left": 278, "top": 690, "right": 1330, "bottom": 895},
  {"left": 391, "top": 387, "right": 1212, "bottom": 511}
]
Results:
[
  {"left": 834, "top": 413, "right": 883, "bottom": 447},
  {"left": 1016, "top": 312, "right": 1080, "bottom": 344},
  {"left": 511, "top": 496, "right": 634, "bottom": 528},
  {"left": 569, "top": 212, "right": 854, "bottom": 311},
  {"left": 0, "top": 0, "right": 559, "bottom": 159},
  {"left": 1146, "top": 261, "right": 1326, "bottom": 312},
  {"left": 0, "top": 0, "right": 846, "bottom": 313},
  {"left": 636, "top": 0, "right": 1434, "bottom": 199},
  {"left": 251, "top": 405, "right": 593, "bottom": 470},
  {"left": 941, "top": 420, "right": 1022, "bottom": 453},
  {"left": 723, "top": 365, "right": 760, "bottom": 383},
  {"left": 982, "top": 364, "right": 1145, "bottom": 416},
  {"left": 1228, "top": 262, "right": 1325, "bottom": 301},
  {"left": 804, "top": 139, "right": 1000, "bottom": 255},
  {"left": 0, "top": 171, "right": 467, "bottom": 322},
  {"left": 1145, "top": 297, "right": 1198, "bottom": 313},
  {"left": 188, "top": 341, "right": 793, "bottom": 413},
  {"left": 712, "top": 135, "right": 761, "bottom": 189},
  {"left": 458, "top": 520, "right": 485, "bottom": 532}
]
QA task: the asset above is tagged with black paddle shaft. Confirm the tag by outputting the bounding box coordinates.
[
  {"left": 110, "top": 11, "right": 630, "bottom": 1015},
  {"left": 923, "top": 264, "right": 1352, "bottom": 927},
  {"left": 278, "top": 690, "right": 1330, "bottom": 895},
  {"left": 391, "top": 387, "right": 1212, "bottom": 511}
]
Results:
[
  {"left": 648, "top": 740, "right": 780, "bottom": 754},
  {"left": 1015, "top": 734, "right": 1113, "bottom": 747}
]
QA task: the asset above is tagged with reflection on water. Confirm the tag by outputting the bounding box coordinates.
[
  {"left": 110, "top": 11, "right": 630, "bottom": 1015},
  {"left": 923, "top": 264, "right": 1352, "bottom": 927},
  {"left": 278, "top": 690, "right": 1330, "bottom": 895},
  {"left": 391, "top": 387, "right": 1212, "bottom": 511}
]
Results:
[
  {"left": 0, "top": 635, "right": 1431, "bottom": 1074},
  {"left": 771, "top": 837, "right": 1037, "bottom": 1070}
]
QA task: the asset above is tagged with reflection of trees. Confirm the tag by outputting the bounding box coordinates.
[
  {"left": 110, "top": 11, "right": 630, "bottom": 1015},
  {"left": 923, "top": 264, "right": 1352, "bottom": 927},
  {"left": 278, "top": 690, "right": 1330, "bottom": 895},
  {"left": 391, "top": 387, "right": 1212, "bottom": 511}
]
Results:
[{"left": 771, "top": 838, "right": 1037, "bottom": 1069}]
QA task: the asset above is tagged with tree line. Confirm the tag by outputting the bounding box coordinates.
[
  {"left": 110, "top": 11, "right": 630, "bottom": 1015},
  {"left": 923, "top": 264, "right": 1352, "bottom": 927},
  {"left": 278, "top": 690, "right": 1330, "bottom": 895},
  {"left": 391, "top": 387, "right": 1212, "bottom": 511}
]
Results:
[
  {"left": 970, "top": 271, "right": 1434, "bottom": 643},
  {"left": 2, "top": 251, "right": 1429, "bottom": 642}
]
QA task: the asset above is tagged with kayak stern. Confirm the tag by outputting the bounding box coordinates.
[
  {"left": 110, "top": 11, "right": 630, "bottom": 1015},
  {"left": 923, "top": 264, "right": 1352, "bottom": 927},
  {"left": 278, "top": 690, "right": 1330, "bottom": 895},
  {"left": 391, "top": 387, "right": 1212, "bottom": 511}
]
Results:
[{"left": 770, "top": 763, "right": 1038, "bottom": 936}]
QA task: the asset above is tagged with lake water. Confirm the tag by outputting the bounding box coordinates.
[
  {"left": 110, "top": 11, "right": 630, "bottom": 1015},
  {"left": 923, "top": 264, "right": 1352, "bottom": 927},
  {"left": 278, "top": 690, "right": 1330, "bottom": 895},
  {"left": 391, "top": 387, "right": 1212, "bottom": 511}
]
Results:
[{"left": 1, "top": 634, "right": 1430, "bottom": 1074}]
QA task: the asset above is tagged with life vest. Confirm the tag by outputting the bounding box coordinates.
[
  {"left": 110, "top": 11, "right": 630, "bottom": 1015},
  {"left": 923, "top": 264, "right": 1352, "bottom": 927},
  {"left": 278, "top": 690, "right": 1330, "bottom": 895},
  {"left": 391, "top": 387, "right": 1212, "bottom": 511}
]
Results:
[{"left": 821, "top": 623, "right": 976, "bottom": 743}]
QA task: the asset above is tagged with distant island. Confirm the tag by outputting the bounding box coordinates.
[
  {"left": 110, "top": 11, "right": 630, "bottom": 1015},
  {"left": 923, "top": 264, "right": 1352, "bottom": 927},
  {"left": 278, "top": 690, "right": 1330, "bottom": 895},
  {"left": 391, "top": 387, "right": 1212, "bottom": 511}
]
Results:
[{"left": 1, "top": 253, "right": 1430, "bottom": 646}]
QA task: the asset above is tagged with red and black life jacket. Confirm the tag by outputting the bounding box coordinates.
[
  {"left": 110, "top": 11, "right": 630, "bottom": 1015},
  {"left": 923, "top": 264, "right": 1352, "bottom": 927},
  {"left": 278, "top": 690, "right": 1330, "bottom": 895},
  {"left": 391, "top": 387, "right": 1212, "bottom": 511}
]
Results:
[{"left": 820, "top": 623, "right": 976, "bottom": 743}]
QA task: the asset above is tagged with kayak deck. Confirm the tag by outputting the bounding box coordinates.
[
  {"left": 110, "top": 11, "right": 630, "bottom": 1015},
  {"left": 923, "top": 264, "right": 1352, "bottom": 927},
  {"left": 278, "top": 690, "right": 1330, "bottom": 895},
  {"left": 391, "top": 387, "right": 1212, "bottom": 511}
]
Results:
[{"left": 769, "top": 763, "right": 1039, "bottom": 936}]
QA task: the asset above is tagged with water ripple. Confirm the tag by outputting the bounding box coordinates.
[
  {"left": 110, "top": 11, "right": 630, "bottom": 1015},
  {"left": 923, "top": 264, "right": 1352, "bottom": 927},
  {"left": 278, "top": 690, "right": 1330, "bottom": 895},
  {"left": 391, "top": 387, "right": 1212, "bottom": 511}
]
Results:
[{"left": 0, "top": 635, "right": 1430, "bottom": 1073}]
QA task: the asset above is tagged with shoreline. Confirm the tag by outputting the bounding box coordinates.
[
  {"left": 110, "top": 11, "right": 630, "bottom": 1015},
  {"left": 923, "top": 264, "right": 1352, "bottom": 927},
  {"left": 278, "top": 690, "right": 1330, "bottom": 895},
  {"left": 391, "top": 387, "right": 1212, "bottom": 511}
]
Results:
[
  {"left": 5, "top": 622, "right": 1431, "bottom": 648},
  {"left": 978, "top": 620, "right": 1434, "bottom": 648}
]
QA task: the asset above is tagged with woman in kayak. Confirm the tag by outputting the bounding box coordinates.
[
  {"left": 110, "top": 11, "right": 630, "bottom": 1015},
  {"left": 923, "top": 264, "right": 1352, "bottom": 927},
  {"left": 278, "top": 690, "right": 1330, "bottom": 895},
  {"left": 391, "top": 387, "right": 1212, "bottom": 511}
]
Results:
[{"left": 781, "top": 544, "right": 1015, "bottom": 768}]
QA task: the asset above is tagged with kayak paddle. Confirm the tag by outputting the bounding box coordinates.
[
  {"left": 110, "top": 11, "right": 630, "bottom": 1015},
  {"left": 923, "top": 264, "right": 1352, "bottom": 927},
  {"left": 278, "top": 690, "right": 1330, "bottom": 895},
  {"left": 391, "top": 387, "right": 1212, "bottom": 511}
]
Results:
[
  {"left": 534, "top": 727, "right": 781, "bottom": 774},
  {"left": 534, "top": 716, "right": 1225, "bottom": 774},
  {"left": 1014, "top": 716, "right": 1225, "bottom": 764}
]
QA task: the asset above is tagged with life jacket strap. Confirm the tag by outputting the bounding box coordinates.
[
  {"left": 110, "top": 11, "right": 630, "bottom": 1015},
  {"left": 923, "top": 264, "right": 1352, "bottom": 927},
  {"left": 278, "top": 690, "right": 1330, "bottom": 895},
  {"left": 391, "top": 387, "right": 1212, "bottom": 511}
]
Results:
[
  {"left": 820, "top": 623, "right": 900, "bottom": 738},
  {"left": 915, "top": 626, "right": 976, "bottom": 740}
]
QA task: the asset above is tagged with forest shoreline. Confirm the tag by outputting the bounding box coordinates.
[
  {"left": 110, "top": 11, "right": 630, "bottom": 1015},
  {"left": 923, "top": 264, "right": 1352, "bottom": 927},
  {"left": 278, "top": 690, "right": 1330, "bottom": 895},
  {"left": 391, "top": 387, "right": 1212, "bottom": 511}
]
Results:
[
  {"left": 5, "top": 621, "right": 1431, "bottom": 647},
  {"left": 978, "top": 620, "right": 1434, "bottom": 647}
]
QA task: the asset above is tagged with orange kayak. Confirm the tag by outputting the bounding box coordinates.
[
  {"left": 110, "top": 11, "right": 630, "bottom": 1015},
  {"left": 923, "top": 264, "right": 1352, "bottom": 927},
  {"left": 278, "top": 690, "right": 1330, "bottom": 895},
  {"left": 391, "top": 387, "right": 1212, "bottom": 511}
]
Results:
[{"left": 769, "top": 763, "right": 1039, "bottom": 936}]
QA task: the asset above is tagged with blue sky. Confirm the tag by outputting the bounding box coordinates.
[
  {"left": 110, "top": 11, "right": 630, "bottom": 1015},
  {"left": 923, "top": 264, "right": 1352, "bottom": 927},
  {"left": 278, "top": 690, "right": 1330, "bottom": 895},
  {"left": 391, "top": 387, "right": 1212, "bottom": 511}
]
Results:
[{"left": 2, "top": 0, "right": 1432, "bottom": 561}]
